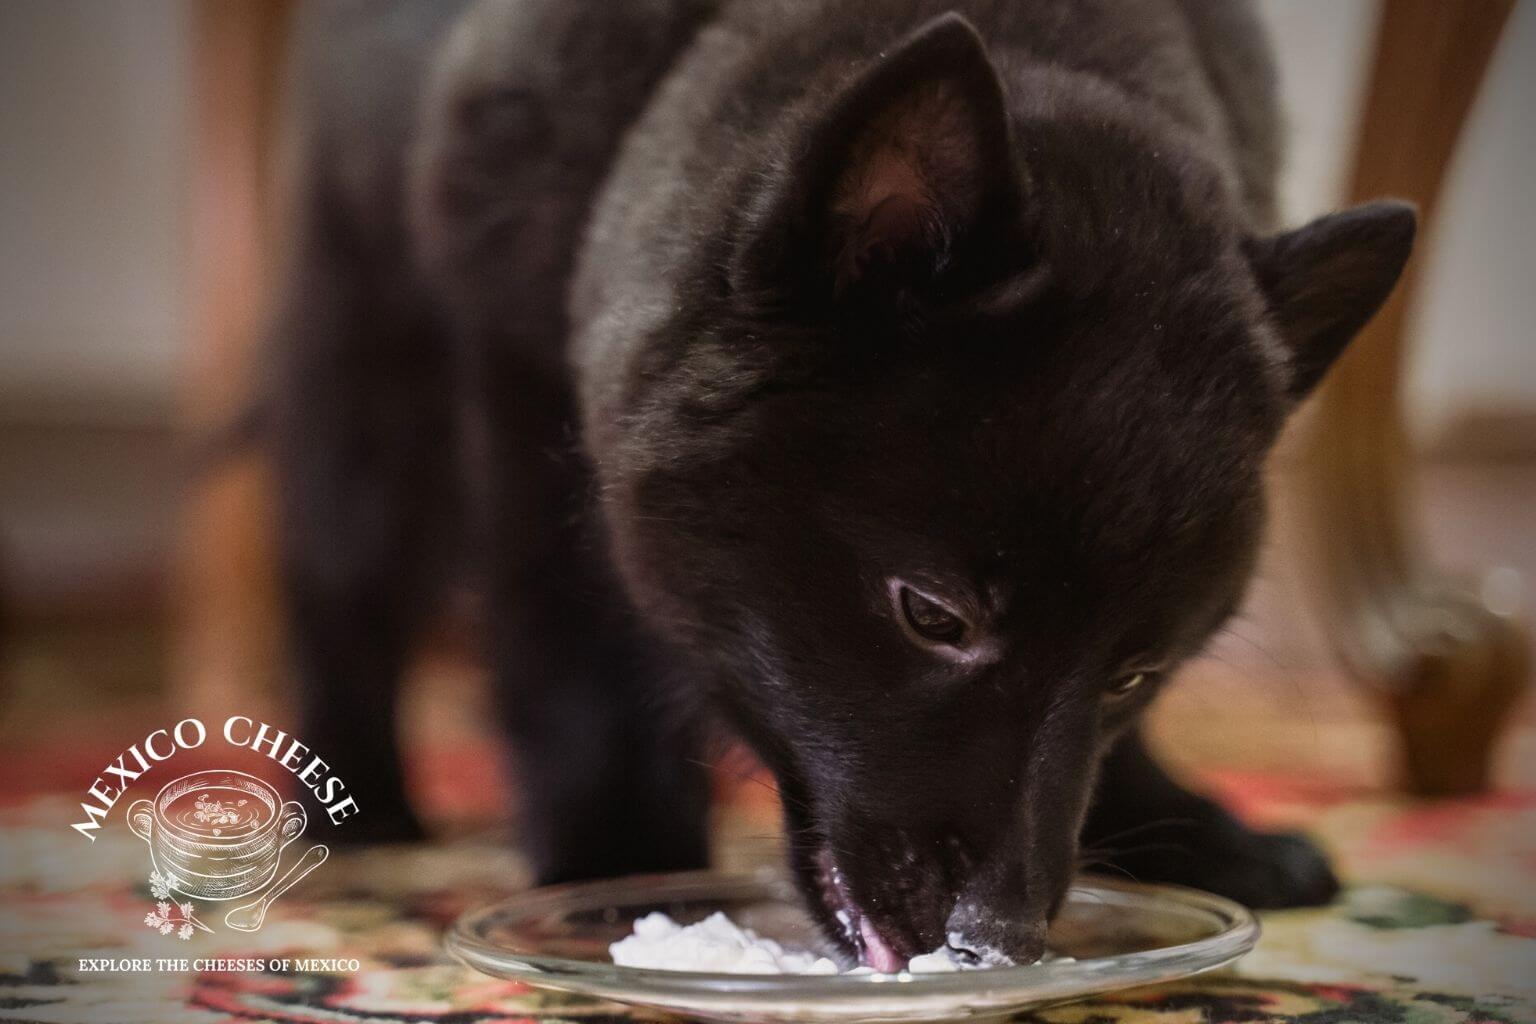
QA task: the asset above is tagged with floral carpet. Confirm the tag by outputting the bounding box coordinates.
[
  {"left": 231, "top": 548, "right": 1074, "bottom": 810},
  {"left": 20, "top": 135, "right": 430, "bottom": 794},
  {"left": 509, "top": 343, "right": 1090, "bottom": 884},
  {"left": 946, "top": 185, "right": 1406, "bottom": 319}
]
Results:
[{"left": 1, "top": 773, "right": 1533, "bottom": 1023}]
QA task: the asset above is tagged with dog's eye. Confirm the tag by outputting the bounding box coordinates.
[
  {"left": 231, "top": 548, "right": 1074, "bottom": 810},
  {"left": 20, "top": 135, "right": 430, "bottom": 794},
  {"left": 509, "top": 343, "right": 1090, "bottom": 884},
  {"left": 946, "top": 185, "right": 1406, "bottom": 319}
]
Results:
[
  {"left": 1107, "top": 671, "right": 1159, "bottom": 698},
  {"left": 899, "top": 586, "right": 967, "bottom": 645}
]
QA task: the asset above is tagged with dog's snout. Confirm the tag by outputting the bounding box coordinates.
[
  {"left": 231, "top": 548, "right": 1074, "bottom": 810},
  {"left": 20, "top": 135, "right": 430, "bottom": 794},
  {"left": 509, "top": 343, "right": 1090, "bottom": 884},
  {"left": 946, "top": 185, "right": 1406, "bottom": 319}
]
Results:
[
  {"left": 944, "top": 895, "right": 1047, "bottom": 966},
  {"left": 940, "top": 847, "right": 1050, "bottom": 970},
  {"left": 940, "top": 836, "right": 1065, "bottom": 966}
]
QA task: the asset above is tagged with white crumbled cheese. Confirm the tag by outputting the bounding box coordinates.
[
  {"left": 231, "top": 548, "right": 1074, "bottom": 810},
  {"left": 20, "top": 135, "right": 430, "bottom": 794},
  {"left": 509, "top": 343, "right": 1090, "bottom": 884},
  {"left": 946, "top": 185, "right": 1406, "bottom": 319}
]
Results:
[
  {"left": 905, "top": 949, "right": 964, "bottom": 972},
  {"left": 609, "top": 911, "right": 983, "bottom": 975},
  {"left": 611, "top": 912, "right": 840, "bottom": 974}
]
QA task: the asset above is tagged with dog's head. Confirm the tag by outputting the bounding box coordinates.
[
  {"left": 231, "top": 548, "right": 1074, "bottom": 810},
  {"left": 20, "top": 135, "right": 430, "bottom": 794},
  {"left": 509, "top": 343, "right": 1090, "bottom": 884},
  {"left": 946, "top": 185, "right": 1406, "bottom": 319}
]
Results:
[{"left": 605, "top": 14, "right": 1412, "bottom": 969}]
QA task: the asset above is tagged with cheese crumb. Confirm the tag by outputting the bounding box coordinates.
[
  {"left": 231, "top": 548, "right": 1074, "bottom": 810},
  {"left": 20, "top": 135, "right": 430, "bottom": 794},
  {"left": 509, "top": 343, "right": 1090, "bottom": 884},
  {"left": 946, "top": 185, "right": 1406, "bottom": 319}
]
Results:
[{"left": 609, "top": 911, "right": 981, "bottom": 975}]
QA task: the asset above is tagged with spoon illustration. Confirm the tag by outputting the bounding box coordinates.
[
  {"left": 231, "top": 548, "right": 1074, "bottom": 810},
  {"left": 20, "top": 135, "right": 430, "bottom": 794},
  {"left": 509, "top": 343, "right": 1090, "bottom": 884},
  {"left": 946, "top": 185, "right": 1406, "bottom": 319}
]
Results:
[{"left": 224, "top": 844, "right": 329, "bottom": 932}]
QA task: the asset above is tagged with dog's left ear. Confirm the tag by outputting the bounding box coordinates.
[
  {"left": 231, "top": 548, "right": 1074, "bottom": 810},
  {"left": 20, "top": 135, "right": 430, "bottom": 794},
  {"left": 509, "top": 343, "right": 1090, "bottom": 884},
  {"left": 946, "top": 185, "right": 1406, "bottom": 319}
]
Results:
[
  {"left": 731, "top": 12, "right": 1020, "bottom": 309},
  {"left": 1245, "top": 200, "right": 1416, "bottom": 402}
]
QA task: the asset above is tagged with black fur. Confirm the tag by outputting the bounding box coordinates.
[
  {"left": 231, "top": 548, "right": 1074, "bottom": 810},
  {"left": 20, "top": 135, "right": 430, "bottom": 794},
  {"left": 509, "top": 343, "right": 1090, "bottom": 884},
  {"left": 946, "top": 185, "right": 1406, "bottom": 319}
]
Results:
[{"left": 271, "top": 0, "right": 1413, "bottom": 966}]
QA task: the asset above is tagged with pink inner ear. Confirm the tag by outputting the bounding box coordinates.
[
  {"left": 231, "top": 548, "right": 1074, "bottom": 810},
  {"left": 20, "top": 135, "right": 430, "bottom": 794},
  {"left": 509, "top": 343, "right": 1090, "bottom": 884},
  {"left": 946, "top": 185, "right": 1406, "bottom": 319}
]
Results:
[
  {"left": 836, "top": 139, "right": 931, "bottom": 223},
  {"left": 833, "top": 192, "right": 932, "bottom": 292},
  {"left": 829, "top": 80, "right": 987, "bottom": 290}
]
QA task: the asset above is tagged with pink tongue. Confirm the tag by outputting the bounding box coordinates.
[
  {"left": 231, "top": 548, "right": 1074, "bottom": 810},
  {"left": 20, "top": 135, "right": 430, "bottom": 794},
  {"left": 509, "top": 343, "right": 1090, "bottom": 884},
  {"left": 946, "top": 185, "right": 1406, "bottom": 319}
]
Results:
[{"left": 858, "top": 916, "right": 905, "bottom": 973}]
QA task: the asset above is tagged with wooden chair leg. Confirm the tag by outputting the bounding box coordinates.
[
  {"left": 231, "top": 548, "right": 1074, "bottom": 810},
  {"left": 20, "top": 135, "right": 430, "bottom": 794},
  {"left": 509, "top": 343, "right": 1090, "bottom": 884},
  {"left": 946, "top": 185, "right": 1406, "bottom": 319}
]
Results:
[
  {"left": 173, "top": 1, "right": 293, "bottom": 718},
  {"left": 1300, "top": 0, "right": 1527, "bottom": 796}
]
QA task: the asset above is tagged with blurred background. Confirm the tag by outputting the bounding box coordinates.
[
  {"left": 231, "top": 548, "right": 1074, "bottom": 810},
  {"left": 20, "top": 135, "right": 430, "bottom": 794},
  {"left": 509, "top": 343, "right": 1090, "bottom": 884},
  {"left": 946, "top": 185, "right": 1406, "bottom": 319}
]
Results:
[{"left": 0, "top": 0, "right": 1532, "bottom": 828}]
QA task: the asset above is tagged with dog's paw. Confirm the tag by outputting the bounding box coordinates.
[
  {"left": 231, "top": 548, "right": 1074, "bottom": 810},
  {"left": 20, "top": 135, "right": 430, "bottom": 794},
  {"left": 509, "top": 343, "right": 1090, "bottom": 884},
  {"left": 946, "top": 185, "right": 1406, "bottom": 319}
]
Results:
[
  {"left": 1192, "top": 829, "right": 1340, "bottom": 909},
  {"left": 1089, "top": 823, "right": 1340, "bottom": 909}
]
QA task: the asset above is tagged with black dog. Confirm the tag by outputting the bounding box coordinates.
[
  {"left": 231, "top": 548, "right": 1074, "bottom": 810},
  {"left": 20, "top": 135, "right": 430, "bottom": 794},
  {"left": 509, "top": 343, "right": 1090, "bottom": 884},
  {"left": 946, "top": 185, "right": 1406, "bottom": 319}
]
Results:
[{"left": 270, "top": 0, "right": 1412, "bottom": 968}]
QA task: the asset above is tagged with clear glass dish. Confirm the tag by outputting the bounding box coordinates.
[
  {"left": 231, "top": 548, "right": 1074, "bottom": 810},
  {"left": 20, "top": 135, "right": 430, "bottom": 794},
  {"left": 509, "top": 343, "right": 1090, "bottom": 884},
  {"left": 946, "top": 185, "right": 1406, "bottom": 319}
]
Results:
[{"left": 446, "top": 870, "right": 1259, "bottom": 1023}]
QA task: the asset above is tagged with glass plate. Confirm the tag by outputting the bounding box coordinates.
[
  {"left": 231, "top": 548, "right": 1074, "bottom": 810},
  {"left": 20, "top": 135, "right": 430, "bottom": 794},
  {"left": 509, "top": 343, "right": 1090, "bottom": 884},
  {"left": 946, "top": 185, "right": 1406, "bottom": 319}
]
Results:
[{"left": 447, "top": 870, "right": 1259, "bottom": 1022}]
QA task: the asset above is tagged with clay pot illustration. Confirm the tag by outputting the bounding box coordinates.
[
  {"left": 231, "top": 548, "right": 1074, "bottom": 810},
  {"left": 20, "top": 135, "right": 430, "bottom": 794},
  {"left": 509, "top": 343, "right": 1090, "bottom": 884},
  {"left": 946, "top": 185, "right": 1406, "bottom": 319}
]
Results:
[{"left": 128, "top": 770, "right": 305, "bottom": 901}]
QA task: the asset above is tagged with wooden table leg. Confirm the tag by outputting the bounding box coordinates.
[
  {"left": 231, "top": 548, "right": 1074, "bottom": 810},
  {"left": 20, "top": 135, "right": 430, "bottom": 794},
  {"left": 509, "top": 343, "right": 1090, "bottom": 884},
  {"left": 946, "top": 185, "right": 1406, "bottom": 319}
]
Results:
[{"left": 1300, "top": 0, "right": 1527, "bottom": 795}]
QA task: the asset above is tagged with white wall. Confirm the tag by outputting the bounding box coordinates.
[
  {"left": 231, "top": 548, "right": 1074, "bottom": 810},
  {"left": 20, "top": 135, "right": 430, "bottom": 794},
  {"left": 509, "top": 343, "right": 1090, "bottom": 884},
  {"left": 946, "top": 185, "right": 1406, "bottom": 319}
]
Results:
[
  {"left": 0, "top": 1, "right": 190, "bottom": 425},
  {"left": 1407, "top": 0, "right": 1536, "bottom": 439},
  {"left": 1259, "top": 0, "right": 1536, "bottom": 444},
  {"left": 1257, "top": 0, "right": 1381, "bottom": 224}
]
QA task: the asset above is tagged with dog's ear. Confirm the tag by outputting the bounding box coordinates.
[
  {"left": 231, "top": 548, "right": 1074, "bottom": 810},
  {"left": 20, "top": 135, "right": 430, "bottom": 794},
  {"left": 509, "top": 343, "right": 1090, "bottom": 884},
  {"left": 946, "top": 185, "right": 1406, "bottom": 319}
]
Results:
[
  {"left": 731, "top": 13, "right": 1020, "bottom": 309},
  {"left": 1245, "top": 200, "right": 1416, "bottom": 401}
]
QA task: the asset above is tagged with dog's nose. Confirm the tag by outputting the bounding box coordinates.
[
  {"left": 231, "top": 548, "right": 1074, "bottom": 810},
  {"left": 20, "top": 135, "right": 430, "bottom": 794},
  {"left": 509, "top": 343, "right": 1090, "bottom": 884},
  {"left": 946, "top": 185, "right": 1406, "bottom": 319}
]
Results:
[{"left": 943, "top": 894, "right": 1048, "bottom": 966}]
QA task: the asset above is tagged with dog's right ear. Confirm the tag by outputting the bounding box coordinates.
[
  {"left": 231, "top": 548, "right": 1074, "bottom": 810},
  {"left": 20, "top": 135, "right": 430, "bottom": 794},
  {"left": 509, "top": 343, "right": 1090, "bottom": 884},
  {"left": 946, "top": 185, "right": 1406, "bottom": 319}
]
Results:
[
  {"left": 730, "top": 13, "right": 1022, "bottom": 311},
  {"left": 1245, "top": 200, "right": 1416, "bottom": 402}
]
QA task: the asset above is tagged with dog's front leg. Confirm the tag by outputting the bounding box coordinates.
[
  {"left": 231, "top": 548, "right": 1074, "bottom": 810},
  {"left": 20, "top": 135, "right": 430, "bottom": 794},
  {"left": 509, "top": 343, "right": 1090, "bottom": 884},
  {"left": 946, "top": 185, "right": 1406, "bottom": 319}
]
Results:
[{"left": 1081, "top": 730, "right": 1339, "bottom": 908}]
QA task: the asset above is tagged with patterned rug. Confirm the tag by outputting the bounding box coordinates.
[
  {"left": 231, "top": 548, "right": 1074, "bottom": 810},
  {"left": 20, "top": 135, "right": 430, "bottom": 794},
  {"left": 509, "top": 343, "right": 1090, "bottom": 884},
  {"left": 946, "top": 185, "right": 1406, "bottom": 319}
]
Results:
[{"left": 1, "top": 774, "right": 1533, "bottom": 1023}]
